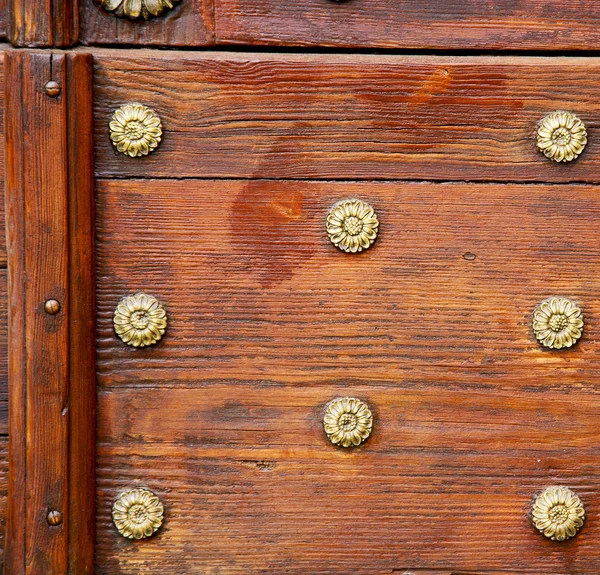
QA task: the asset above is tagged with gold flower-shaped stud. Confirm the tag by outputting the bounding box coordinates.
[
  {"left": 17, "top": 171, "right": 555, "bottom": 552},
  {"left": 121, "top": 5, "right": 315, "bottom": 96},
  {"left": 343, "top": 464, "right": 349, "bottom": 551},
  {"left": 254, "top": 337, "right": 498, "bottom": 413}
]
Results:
[
  {"left": 112, "top": 488, "right": 164, "bottom": 540},
  {"left": 323, "top": 397, "right": 373, "bottom": 448},
  {"left": 98, "top": 0, "right": 180, "bottom": 20},
  {"left": 536, "top": 111, "right": 587, "bottom": 163},
  {"left": 532, "top": 297, "right": 583, "bottom": 350},
  {"left": 114, "top": 293, "right": 167, "bottom": 348},
  {"left": 109, "top": 103, "right": 162, "bottom": 158},
  {"left": 531, "top": 486, "right": 585, "bottom": 541},
  {"left": 326, "top": 199, "right": 379, "bottom": 253}
]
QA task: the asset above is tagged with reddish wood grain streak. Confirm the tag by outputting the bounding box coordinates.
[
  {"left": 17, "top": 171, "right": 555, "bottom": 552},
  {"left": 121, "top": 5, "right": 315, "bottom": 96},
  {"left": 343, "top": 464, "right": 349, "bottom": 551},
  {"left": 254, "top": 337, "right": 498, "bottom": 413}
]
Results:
[
  {"left": 0, "top": 56, "right": 7, "bottom": 436},
  {"left": 80, "top": 0, "right": 214, "bottom": 46},
  {"left": 0, "top": 438, "right": 8, "bottom": 571},
  {"left": 95, "top": 178, "right": 600, "bottom": 573},
  {"left": 0, "top": 272, "right": 8, "bottom": 436},
  {"left": 214, "top": 0, "right": 600, "bottom": 50},
  {"left": 94, "top": 52, "right": 600, "bottom": 182},
  {"left": 4, "top": 51, "right": 95, "bottom": 575},
  {"left": 0, "top": 1, "right": 5, "bottom": 41},
  {"left": 7, "top": 0, "right": 77, "bottom": 46}
]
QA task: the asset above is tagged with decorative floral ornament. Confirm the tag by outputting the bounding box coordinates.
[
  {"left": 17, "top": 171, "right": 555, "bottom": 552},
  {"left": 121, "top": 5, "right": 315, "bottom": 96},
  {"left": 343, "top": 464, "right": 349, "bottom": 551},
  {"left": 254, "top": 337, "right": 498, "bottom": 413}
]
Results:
[
  {"left": 532, "top": 297, "right": 583, "bottom": 350},
  {"left": 109, "top": 103, "right": 162, "bottom": 158},
  {"left": 98, "top": 0, "right": 180, "bottom": 20},
  {"left": 114, "top": 293, "right": 167, "bottom": 348},
  {"left": 326, "top": 199, "right": 379, "bottom": 253},
  {"left": 536, "top": 112, "right": 587, "bottom": 163},
  {"left": 112, "top": 488, "right": 164, "bottom": 540},
  {"left": 531, "top": 486, "right": 585, "bottom": 541},
  {"left": 323, "top": 397, "right": 373, "bottom": 448}
]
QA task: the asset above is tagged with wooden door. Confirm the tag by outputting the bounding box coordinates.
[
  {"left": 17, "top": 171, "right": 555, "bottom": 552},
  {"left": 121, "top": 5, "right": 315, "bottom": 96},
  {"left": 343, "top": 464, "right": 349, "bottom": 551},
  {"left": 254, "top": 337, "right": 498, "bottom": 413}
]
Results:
[{"left": 3, "top": 26, "right": 600, "bottom": 575}]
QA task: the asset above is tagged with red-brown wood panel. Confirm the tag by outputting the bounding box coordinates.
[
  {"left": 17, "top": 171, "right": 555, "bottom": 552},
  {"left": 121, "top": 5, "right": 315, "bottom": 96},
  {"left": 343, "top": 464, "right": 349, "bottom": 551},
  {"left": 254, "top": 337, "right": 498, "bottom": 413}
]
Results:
[
  {"left": 94, "top": 52, "right": 600, "bottom": 182},
  {"left": 215, "top": 0, "right": 600, "bottom": 50},
  {"left": 7, "top": 0, "right": 77, "bottom": 47},
  {"left": 0, "top": 2, "right": 6, "bottom": 40},
  {"left": 0, "top": 272, "right": 8, "bottom": 436},
  {"left": 0, "top": 437, "right": 8, "bottom": 571},
  {"left": 95, "top": 178, "right": 600, "bottom": 573},
  {"left": 0, "top": 55, "right": 6, "bottom": 434},
  {"left": 80, "top": 0, "right": 214, "bottom": 46},
  {"left": 0, "top": 51, "right": 6, "bottom": 573}
]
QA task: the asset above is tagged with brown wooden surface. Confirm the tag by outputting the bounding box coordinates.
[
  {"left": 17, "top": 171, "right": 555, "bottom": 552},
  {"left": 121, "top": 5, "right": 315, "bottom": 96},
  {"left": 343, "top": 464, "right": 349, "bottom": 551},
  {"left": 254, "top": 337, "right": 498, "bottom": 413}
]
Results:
[
  {"left": 0, "top": 50, "right": 6, "bottom": 572},
  {"left": 0, "top": 1, "right": 6, "bottom": 40},
  {"left": 95, "top": 52, "right": 600, "bottom": 182},
  {"left": 80, "top": 0, "right": 214, "bottom": 46},
  {"left": 0, "top": 438, "right": 8, "bottom": 572},
  {"left": 95, "top": 178, "right": 600, "bottom": 573},
  {"left": 0, "top": 272, "right": 8, "bottom": 436},
  {"left": 7, "top": 0, "right": 78, "bottom": 46},
  {"left": 4, "top": 51, "right": 95, "bottom": 575},
  {"left": 0, "top": 54, "right": 7, "bottom": 435},
  {"left": 214, "top": 0, "right": 600, "bottom": 50}
]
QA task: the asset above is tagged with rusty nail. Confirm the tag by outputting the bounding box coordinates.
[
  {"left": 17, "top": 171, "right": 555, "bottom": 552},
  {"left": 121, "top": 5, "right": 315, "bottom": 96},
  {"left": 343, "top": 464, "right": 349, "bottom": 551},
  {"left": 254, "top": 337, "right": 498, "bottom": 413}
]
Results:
[
  {"left": 44, "top": 299, "right": 61, "bottom": 315},
  {"left": 47, "top": 510, "right": 63, "bottom": 526},
  {"left": 44, "top": 81, "right": 61, "bottom": 98}
]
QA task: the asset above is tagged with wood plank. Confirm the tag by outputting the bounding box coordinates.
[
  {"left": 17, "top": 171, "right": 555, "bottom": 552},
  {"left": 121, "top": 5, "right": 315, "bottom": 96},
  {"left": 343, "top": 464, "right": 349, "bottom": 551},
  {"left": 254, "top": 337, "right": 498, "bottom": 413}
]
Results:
[
  {"left": 5, "top": 50, "right": 70, "bottom": 575},
  {"left": 97, "top": 178, "right": 600, "bottom": 376},
  {"left": 95, "top": 442, "right": 600, "bottom": 574},
  {"left": 4, "top": 51, "right": 96, "bottom": 575},
  {"left": 94, "top": 52, "right": 600, "bottom": 182},
  {"left": 7, "top": 0, "right": 78, "bottom": 46},
  {"left": 80, "top": 0, "right": 214, "bottom": 46},
  {"left": 215, "top": 0, "right": 600, "bottom": 51},
  {"left": 98, "top": 377, "right": 600, "bottom": 452},
  {"left": 64, "top": 53, "right": 97, "bottom": 575}
]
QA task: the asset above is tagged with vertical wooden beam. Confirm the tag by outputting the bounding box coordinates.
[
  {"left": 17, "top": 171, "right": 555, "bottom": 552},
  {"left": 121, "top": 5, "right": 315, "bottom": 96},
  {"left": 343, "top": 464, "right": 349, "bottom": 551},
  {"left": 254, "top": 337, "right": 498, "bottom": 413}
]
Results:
[
  {"left": 8, "top": 0, "right": 79, "bottom": 47},
  {"left": 4, "top": 51, "right": 95, "bottom": 575}
]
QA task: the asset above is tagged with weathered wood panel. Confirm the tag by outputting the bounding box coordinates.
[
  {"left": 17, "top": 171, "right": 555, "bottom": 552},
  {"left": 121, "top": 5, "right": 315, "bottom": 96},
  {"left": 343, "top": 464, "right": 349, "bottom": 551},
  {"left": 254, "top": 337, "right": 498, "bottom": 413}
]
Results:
[
  {"left": 80, "top": 0, "right": 214, "bottom": 46},
  {"left": 7, "top": 0, "right": 78, "bottom": 46},
  {"left": 215, "top": 0, "right": 600, "bottom": 51},
  {"left": 94, "top": 52, "right": 600, "bottom": 182},
  {"left": 95, "top": 178, "right": 600, "bottom": 572},
  {"left": 0, "top": 2, "right": 6, "bottom": 40},
  {"left": 97, "top": 179, "right": 600, "bottom": 373}
]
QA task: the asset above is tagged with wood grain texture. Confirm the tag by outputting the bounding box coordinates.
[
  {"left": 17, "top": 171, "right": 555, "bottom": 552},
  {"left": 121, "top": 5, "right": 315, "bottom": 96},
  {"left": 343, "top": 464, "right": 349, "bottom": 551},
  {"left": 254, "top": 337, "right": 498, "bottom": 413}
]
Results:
[
  {"left": 96, "top": 178, "right": 600, "bottom": 573},
  {"left": 214, "top": 0, "right": 600, "bottom": 50},
  {"left": 0, "top": 272, "right": 8, "bottom": 435},
  {"left": 4, "top": 51, "right": 96, "bottom": 575},
  {"left": 0, "top": 55, "right": 7, "bottom": 435},
  {"left": 95, "top": 52, "right": 600, "bottom": 182},
  {"left": 0, "top": 1, "right": 6, "bottom": 40},
  {"left": 7, "top": 0, "right": 77, "bottom": 46},
  {"left": 0, "top": 54, "right": 6, "bottom": 264},
  {"left": 0, "top": 438, "right": 8, "bottom": 573},
  {"left": 80, "top": 0, "right": 214, "bottom": 46}
]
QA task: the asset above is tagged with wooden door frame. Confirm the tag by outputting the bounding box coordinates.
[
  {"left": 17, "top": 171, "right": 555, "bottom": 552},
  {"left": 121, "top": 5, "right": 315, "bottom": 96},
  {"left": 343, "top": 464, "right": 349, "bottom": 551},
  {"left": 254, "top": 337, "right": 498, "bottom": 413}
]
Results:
[{"left": 3, "top": 50, "right": 96, "bottom": 575}]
